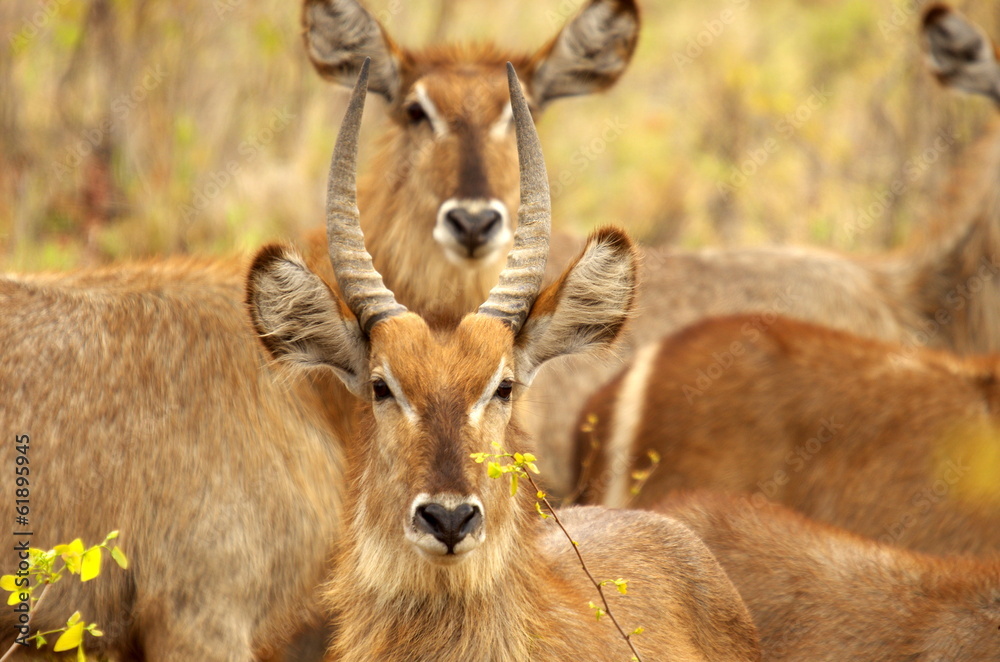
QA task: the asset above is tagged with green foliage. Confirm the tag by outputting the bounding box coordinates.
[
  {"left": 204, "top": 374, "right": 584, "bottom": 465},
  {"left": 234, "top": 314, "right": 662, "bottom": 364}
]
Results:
[{"left": 1, "top": 531, "right": 128, "bottom": 661}]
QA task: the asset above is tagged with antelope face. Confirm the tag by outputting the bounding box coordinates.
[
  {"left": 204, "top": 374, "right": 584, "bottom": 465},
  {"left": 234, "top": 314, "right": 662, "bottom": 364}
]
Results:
[
  {"left": 303, "top": 0, "right": 640, "bottom": 270},
  {"left": 363, "top": 314, "right": 521, "bottom": 565},
  {"left": 395, "top": 65, "right": 519, "bottom": 266}
]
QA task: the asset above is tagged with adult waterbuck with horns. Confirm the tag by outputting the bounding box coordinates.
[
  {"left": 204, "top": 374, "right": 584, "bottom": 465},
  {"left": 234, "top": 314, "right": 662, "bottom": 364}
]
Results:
[
  {"left": 0, "top": 1, "right": 639, "bottom": 658},
  {"left": 527, "top": 2, "right": 1000, "bottom": 496},
  {"left": 247, "top": 61, "right": 760, "bottom": 662}
]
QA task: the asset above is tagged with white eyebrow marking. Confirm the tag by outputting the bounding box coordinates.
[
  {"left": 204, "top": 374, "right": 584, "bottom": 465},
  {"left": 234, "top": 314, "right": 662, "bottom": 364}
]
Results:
[
  {"left": 489, "top": 102, "right": 513, "bottom": 141},
  {"left": 413, "top": 81, "right": 448, "bottom": 138},
  {"left": 469, "top": 358, "right": 507, "bottom": 426},
  {"left": 382, "top": 361, "right": 419, "bottom": 425}
]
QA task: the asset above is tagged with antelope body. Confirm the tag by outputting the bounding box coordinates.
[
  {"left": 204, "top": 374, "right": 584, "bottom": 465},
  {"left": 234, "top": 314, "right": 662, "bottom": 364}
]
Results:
[
  {"left": 578, "top": 313, "right": 1000, "bottom": 554},
  {"left": 247, "top": 62, "right": 760, "bottom": 662},
  {"left": 525, "top": 3, "right": 1000, "bottom": 496},
  {"left": 660, "top": 492, "right": 1000, "bottom": 662},
  {"left": 0, "top": 1, "right": 640, "bottom": 659}
]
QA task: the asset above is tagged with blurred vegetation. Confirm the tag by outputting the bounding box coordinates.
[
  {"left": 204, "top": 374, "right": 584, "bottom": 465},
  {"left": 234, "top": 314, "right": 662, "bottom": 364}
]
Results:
[{"left": 2, "top": 0, "right": 1000, "bottom": 272}]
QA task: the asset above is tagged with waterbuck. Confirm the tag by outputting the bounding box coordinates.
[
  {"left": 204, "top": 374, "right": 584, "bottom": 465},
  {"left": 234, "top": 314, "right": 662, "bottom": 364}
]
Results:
[
  {"left": 525, "top": 2, "right": 1000, "bottom": 496},
  {"left": 299, "top": 0, "right": 639, "bottom": 315},
  {"left": 247, "top": 61, "right": 760, "bottom": 662},
  {"left": 576, "top": 314, "right": 1000, "bottom": 554},
  {"left": 0, "top": 2, "right": 640, "bottom": 658},
  {"left": 660, "top": 492, "right": 1000, "bottom": 661}
]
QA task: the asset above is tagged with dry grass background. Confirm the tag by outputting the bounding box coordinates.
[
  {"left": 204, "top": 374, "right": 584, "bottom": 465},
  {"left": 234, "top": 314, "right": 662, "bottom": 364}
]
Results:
[{"left": 2, "top": 0, "right": 1000, "bottom": 272}]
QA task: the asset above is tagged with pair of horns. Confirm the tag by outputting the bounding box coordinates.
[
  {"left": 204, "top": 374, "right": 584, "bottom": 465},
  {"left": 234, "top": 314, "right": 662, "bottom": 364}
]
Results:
[{"left": 326, "top": 58, "right": 551, "bottom": 334}]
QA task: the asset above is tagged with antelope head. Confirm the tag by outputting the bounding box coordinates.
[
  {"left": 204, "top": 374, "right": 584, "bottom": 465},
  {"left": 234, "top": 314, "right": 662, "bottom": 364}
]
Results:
[
  {"left": 302, "top": 0, "right": 639, "bottom": 270},
  {"left": 247, "top": 60, "right": 637, "bottom": 597}
]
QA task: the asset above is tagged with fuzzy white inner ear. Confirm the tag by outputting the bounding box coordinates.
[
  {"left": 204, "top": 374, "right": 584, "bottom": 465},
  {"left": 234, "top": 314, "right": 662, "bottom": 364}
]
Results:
[{"left": 469, "top": 360, "right": 507, "bottom": 426}]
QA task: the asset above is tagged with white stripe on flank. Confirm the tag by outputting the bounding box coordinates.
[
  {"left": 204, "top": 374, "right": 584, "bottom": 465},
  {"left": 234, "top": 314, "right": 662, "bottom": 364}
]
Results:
[{"left": 603, "top": 341, "right": 661, "bottom": 508}]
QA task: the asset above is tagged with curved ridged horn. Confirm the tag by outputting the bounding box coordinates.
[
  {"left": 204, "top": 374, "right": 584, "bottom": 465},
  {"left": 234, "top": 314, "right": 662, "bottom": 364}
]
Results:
[
  {"left": 326, "top": 57, "right": 407, "bottom": 334},
  {"left": 477, "top": 62, "right": 552, "bottom": 332}
]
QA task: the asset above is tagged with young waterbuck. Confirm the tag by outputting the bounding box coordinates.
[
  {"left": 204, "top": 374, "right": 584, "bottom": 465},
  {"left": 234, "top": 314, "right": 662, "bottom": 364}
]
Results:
[
  {"left": 247, "top": 61, "right": 761, "bottom": 662},
  {"left": 661, "top": 492, "right": 1000, "bottom": 662}
]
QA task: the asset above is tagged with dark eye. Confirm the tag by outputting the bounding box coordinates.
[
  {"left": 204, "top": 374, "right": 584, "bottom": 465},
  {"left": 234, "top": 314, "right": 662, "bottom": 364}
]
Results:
[
  {"left": 372, "top": 378, "right": 393, "bottom": 401},
  {"left": 404, "top": 102, "right": 428, "bottom": 125},
  {"left": 495, "top": 380, "right": 513, "bottom": 401}
]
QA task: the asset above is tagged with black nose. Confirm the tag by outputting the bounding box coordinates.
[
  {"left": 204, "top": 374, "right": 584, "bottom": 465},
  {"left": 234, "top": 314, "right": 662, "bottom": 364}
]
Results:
[
  {"left": 414, "top": 503, "right": 482, "bottom": 553},
  {"left": 444, "top": 207, "right": 502, "bottom": 256}
]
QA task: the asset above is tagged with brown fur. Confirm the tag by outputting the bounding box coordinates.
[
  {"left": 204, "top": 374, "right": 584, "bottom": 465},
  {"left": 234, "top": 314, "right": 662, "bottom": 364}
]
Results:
[
  {"left": 660, "top": 492, "right": 1000, "bottom": 661},
  {"left": 524, "top": 3, "right": 1000, "bottom": 497},
  {"left": 0, "top": 2, "right": 640, "bottom": 659},
  {"left": 246, "top": 230, "right": 760, "bottom": 662},
  {"left": 578, "top": 314, "right": 1000, "bottom": 554}
]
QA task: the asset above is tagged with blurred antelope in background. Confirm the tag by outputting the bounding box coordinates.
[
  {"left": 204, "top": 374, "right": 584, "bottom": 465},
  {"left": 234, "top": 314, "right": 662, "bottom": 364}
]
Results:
[
  {"left": 661, "top": 492, "right": 1000, "bottom": 662},
  {"left": 525, "top": 2, "right": 1000, "bottom": 496},
  {"left": 299, "top": 0, "right": 638, "bottom": 315},
  {"left": 577, "top": 314, "right": 1000, "bottom": 554},
  {"left": 0, "top": 2, "right": 641, "bottom": 658},
  {"left": 247, "top": 62, "right": 760, "bottom": 662}
]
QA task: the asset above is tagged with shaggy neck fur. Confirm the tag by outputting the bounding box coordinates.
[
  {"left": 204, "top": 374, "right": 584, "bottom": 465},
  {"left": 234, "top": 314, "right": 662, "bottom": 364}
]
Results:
[{"left": 325, "top": 414, "right": 582, "bottom": 662}]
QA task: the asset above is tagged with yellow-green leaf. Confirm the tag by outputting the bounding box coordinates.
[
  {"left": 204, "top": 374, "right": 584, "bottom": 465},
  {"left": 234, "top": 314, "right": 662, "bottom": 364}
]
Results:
[
  {"left": 81, "top": 547, "right": 102, "bottom": 582},
  {"left": 487, "top": 462, "right": 502, "bottom": 479},
  {"left": 106, "top": 530, "right": 119, "bottom": 540},
  {"left": 0, "top": 575, "right": 18, "bottom": 591},
  {"left": 631, "top": 626, "right": 645, "bottom": 636},
  {"left": 7, "top": 590, "right": 22, "bottom": 606},
  {"left": 526, "top": 462, "right": 540, "bottom": 474},
  {"left": 54, "top": 622, "right": 85, "bottom": 651},
  {"left": 77, "top": 645, "right": 86, "bottom": 662},
  {"left": 66, "top": 611, "right": 82, "bottom": 626},
  {"left": 111, "top": 546, "right": 128, "bottom": 570},
  {"left": 509, "top": 473, "right": 519, "bottom": 496}
]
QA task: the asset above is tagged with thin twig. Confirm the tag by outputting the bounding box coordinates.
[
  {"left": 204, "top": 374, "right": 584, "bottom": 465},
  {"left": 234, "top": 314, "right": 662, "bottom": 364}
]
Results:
[
  {"left": 526, "top": 473, "right": 644, "bottom": 662},
  {"left": 0, "top": 583, "right": 50, "bottom": 662}
]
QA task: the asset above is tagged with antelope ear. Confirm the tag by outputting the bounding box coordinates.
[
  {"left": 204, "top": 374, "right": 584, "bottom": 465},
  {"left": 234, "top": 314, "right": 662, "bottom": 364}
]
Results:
[
  {"left": 302, "top": 0, "right": 410, "bottom": 102},
  {"left": 246, "top": 244, "right": 370, "bottom": 397},
  {"left": 513, "top": 227, "right": 638, "bottom": 384},
  {"left": 527, "top": 0, "right": 639, "bottom": 109},
  {"left": 921, "top": 3, "right": 1000, "bottom": 104}
]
